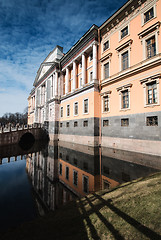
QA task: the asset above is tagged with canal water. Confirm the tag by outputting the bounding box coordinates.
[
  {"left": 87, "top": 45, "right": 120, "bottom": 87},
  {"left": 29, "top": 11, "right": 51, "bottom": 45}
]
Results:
[{"left": 0, "top": 140, "right": 160, "bottom": 233}]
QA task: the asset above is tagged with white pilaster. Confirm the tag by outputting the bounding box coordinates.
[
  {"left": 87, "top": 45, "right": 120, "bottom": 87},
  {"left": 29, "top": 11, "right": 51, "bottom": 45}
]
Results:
[
  {"left": 82, "top": 53, "right": 86, "bottom": 85},
  {"left": 55, "top": 71, "right": 58, "bottom": 96},
  {"left": 72, "top": 61, "right": 77, "bottom": 91},
  {"left": 65, "top": 67, "right": 69, "bottom": 94},
  {"left": 93, "top": 43, "right": 97, "bottom": 81}
]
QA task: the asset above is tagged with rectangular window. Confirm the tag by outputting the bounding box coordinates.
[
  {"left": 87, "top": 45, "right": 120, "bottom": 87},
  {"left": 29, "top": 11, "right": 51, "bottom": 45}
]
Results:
[
  {"left": 89, "top": 51, "right": 93, "bottom": 61},
  {"left": 121, "top": 26, "right": 128, "bottom": 39},
  {"left": 59, "top": 163, "right": 62, "bottom": 175},
  {"left": 104, "top": 62, "right": 109, "bottom": 79},
  {"left": 80, "top": 78, "right": 82, "bottom": 87},
  {"left": 67, "top": 104, "right": 70, "bottom": 117},
  {"left": 103, "top": 119, "right": 109, "bottom": 127},
  {"left": 121, "top": 118, "right": 129, "bottom": 126},
  {"left": 103, "top": 40, "right": 109, "bottom": 51},
  {"left": 84, "top": 99, "right": 88, "bottom": 114},
  {"left": 79, "top": 61, "right": 82, "bottom": 69},
  {"left": 103, "top": 96, "right": 109, "bottom": 112},
  {"left": 122, "top": 90, "right": 129, "bottom": 109},
  {"left": 60, "top": 107, "right": 63, "bottom": 118},
  {"left": 74, "top": 121, "right": 78, "bottom": 127},
  {"left": 83, "top": 120, "right": 88, "bottom": 127},
  {"left": 65, "top": 166, "right": 69, "bottom": 180},
  {"left": 74, "top": 102, "right": 78, "bottom": 115},
  {"left": 122, "top": 51, "right": 129, "bottom": 70},
  {"left": 73, "top": 170, "right": 78, "bottom": 186},
  {"left": 66, "top": 122, "right": 69, "bottom": 127},
  {"left": 147, "top": 81, "right": 157, "bottom": 104},
  {"left": 60, "top": 122, "right": 63, "bottom": 128},
  {"left": 83, "top": 176, "right": 89, "bottom": 193},
  {"left": 144, "top": 7, "right": 154, "bottom": 23},
  {"left": 146, "top": 36, "right": 156, "bottom": 59},
  {"left": 89, "top": 71, "right": 93, "bottom": 82},
  {"left": 146, "top": 116, "right": 158, "bottom": 126}
]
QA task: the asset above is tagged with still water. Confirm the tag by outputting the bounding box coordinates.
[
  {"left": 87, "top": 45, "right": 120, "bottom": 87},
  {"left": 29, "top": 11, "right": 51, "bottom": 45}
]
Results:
[{"left": 0, "top": 141, "right": 160, "bottom": 232}]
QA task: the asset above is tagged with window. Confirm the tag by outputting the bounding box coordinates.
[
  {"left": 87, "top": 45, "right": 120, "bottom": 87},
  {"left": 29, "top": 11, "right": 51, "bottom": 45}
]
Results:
[
  {"left": 60, "top": 122, "right": 63, "bottom": 128},
  {"left": 84, "top": 99, "right": 89, "bottom": 114},
  {"left": 121, "top": 26, "right": 128, "bottom": 39},
  {"left": 74, "top": 102, "right": 78, "bottom": 115},
  {"left": 80, "top": 78, "right": 82, "bottom": 87},
  {"left": 73, "top": 170, "right": 78, "bottom": 186},
  {"left": 147, "top": 81, "right": 157, "bottom": 104},
  {"left": 146, "top": 36, "right": 156, "bottom": 59},
  {"left": 104, "top": 62, "right": 109, "bottom": 79},
  {"left": 83, "top": 120, "right": 88, "bottom": 127},
  {"left": 144, "top": 7, "right": 154, "bottom": 23},
  {"left": 60, "top": 107, "right": 63, "bottom": 118},
  {"left": 83, "top": 176, "right": 89, "bottom": 193},
  {"left": 146, "top": 116, "right": 158, "bottom": 126},
  {"left": 66, "top": 155, "right": 69, "bottom": 161},
  {"left": 89, "top": 51, "right": 93, "bottom": 61},
  {"left": 65, "top": 166, "right": 69, "bottom": 180},
  {"left": 59, "top": 163, "right": 62, "bottom": 175},
  {"left": 79, "top": 61, "right": 82, "bottom": 69},
  {"left": 59, "top": 153, "right": 62, "bottom": 158},
  {"left": 122, "top": 51, "right": 129, "bottom": 70},
  {"left": 121, "top": 90, "right": 129, "bottom": 109},
  {"left": 66, "top": 122, "right": 69, "bottom": 127},
  {"left": 103, "top": 96, "right": 109, "bottom": 112},
  {"left": 67, "top": 104, "right": 70, "bottom": 117},
  {"left": 89, "top": 71, "right": 93, "bottom": 82},
  {"left": 121, "top": 118, "right": 129, "bottom": 126},
  {"left": 103, "top": 40, "right": 109, "bottom": 51},
  {"left": 74, "top": 121, "right": 78, "bottom": 127},
  {"left": 103, "top": 120, "right": 109, "bottom": 127}
]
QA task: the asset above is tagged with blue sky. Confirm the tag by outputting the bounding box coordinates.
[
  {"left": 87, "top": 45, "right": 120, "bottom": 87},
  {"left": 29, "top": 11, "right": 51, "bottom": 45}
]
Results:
[{"left": 0, "top": 0, "right": 127, "bottom": 117}]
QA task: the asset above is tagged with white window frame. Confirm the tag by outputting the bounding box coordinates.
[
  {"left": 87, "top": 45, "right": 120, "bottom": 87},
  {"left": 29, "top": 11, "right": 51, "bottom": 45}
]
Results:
[
  {"left": 119, "top": 48, "right": 130, "bottom": 72},
  {"left": 89, "top": 71, "right": 93, "bottom": 82},
  {"left": 103, "top": 60, "right": 110, "bottom": 80},
  {"left": 140, "top": 74, "right": 160, "bottom": 108},
  {"left": 101, "top": 91, "right": 111, "bottom": 113},
  {"left": 79, "top": 77, "right": 83, "bottom": 88},
  {"left": 89, "top": 51, "right": 93, "bottom": 62},
  {"left": 102, "top": 39, "right": 110, "bottom": 53},
  {"left": 119, "top": 24, "right": 130, "bottom": 41},
  {"left": 117, "top": 84, "right": 132, "bottom": 111},
  {"left": 74, "top": 101, "right": 79, "bottom": 116},
  {"left": 60, "top": 106, "right": 63, "bottom": 118},
  {"left": 142, "top": 32, "right": 159, "bottom": 61},
  {"left": 66, "top": 104, "right": 70, "bottom": 117},
  {"left": 83, "top": 98, "right": 89, "bottom": 114},
  {"left": 141, "top": 3, "right": 156, "bottom": 26}
]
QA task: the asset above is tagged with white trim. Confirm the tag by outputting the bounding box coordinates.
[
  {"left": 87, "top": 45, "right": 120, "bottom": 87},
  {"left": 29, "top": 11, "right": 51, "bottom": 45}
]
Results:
[
  {"left": 119, "top": 48, "right": 130, "bottom": 72},
  {"left": 141, "top": 2, "right": 157, "bottom": 26},
  {"left": 119, "top": 24, "right": 130, "bottom": 42},
  {"left": 102, "top": 39, "right": 110, "bottom": 54},
  {"left": 88, "top": 71, "right": 93, "bottom": 83},
  {"left": 83, "top": 98, "right": 89, "bottom": 114},
  {"left": 102, "top": 94, "right": 110, "bottom": 113},
  {"left": 142, "top": 31, "right": 159, "bottom": 61},
  {"left": 73, "top": 101, "right": 79, "bottom": 116},
  {"left": 66, "top": 104, "right": 70, "bottom": 117}
]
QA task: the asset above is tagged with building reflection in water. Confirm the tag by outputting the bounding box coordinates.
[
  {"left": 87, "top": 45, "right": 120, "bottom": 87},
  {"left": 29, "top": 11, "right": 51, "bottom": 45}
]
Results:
[{"left": 26, "top": 141, "right": 160, "bottom": 214}]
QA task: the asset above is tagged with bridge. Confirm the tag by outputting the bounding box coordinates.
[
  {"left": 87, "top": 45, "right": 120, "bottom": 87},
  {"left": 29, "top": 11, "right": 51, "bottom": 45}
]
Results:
[{"left": 0, "top": 124, "right": 49, "bottom": 147}]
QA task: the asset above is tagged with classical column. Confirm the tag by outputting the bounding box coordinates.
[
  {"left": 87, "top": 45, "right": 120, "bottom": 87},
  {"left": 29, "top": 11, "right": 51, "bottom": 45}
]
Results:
[
  {"left": 72, "top": 61, "right": 77, "bottom": 91},
  {"left": 82, "top": 53, "right": 86, "bottom": 85},
  {"left": 65, "top": 67, "right": 69, "bottom": 94},
  {"left": 93, "top": 43, "right": 97, "bottom": 81},
  {"left": 55, "top": 71, "right": 58, "bottom": 96}
]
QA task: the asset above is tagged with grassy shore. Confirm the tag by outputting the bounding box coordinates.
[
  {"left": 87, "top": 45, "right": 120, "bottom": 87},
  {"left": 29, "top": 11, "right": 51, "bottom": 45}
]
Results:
[{"left": 2, "top": 172, "right": 161, "bottom": 240}]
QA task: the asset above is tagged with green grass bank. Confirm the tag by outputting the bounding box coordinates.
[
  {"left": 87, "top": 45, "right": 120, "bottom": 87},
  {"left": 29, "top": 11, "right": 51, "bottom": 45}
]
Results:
[{"left": 2, "top": 172, "right": 161, "bottom": 240}]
